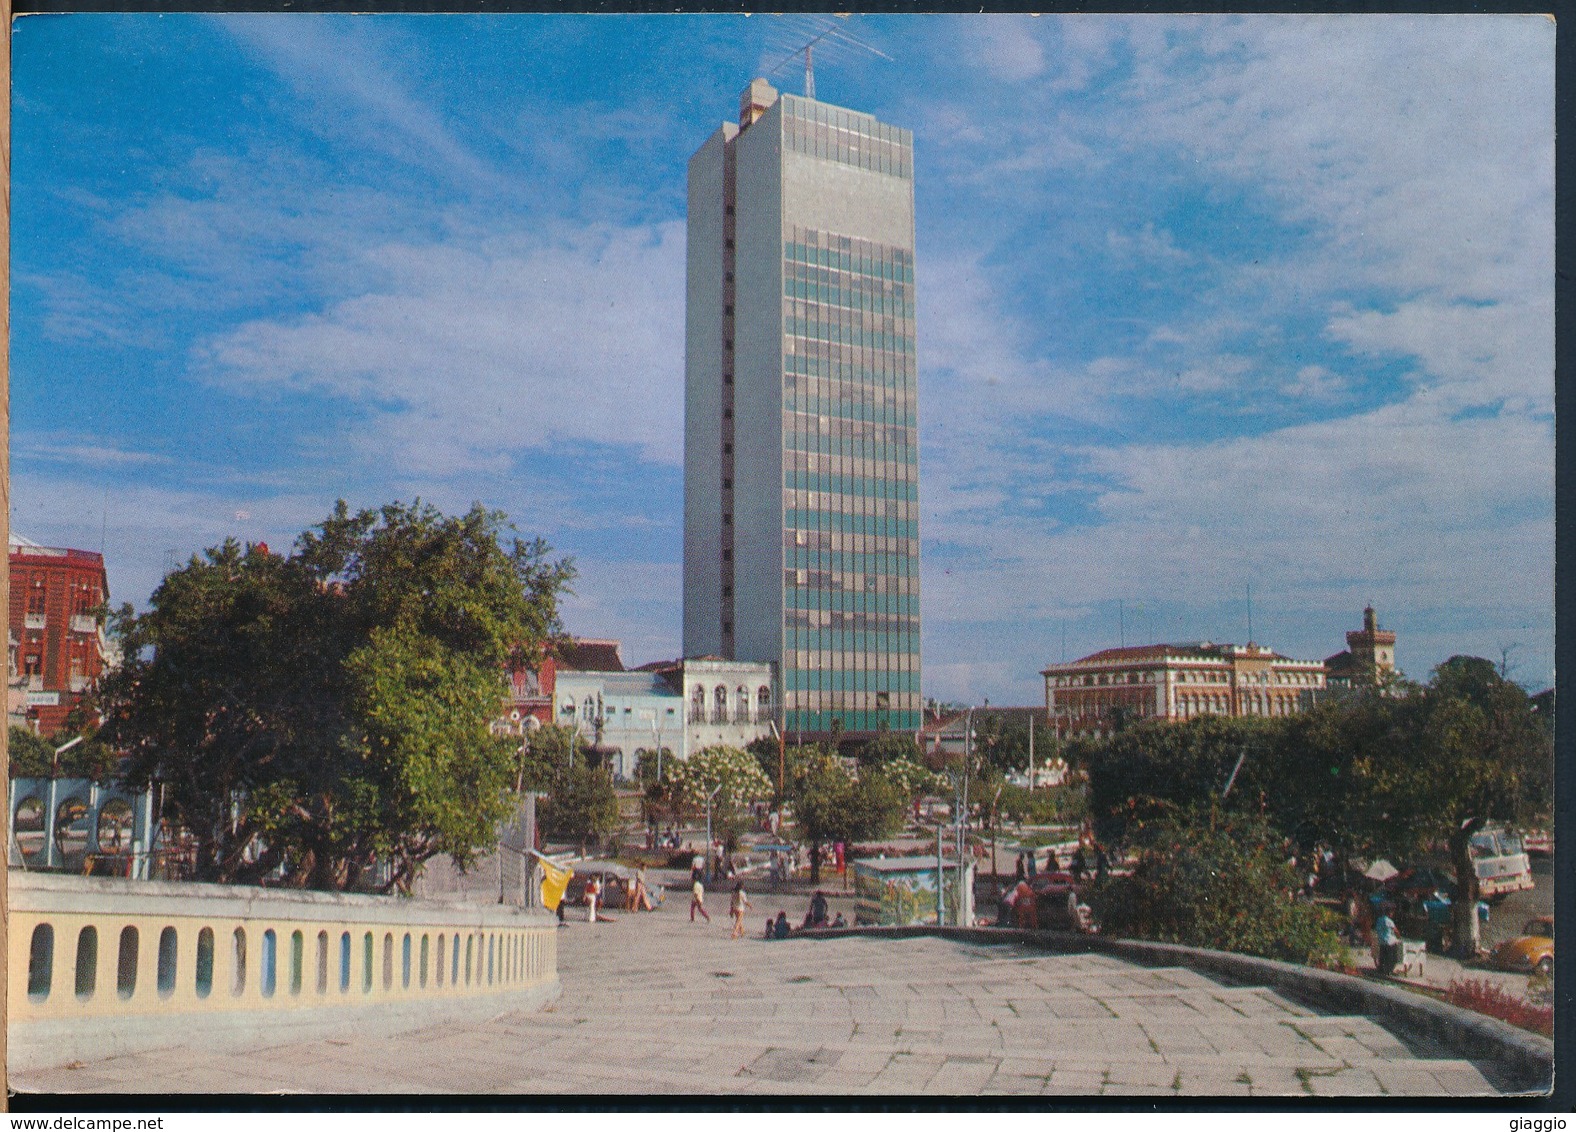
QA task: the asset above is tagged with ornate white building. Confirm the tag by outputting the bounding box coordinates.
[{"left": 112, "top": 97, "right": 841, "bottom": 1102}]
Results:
[{"left": 554, "top": 654, "right": 774, "bottom": 781}]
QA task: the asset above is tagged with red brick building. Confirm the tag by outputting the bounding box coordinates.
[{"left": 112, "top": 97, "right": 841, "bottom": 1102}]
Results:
[
  {"left": 494, "top": 655, "right": 559, "bottom": 738},
  {"left": 8, "top": 534, "right": 112, "bottom": 735},
  {"left": 1042, "top": 641, "right": 1327, "bottom": 742}
]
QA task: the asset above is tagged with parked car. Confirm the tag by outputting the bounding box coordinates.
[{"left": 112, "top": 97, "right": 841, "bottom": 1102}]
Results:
[{"left": 1488, "top": 916, "right": 1554, "bottom": 975}]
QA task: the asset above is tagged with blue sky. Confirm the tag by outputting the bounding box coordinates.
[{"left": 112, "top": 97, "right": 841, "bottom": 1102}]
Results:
[{"left": 11, "top": 13, "right": 1555, "bottom": 703}]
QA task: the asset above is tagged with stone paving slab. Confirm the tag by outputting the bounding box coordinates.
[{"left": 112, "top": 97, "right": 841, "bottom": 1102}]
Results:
[{"left": 12, "top": 911, "right": 1511, "bottom": 1096}]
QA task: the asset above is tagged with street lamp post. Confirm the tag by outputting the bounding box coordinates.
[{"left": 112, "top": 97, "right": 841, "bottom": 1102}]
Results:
[
  {"left": 768, "top": 720, "right": 784, "bottom": 809},
  {"left": 704, "top": 783, "right": 722, "bottom": 885},
  {"left": 45, "top": 735, "right": 84, "bottom": 869},
  {"left": 960, "top": 708, "right": 975, "bottom": 922}
]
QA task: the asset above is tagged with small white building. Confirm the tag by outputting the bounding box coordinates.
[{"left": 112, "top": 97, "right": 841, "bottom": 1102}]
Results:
[{"left": 554, "top": 655, "right": 775, "bottom": 781}]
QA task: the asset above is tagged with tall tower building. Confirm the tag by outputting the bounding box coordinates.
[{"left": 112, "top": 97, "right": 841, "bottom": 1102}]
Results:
[{"left": 684, "top": 78, "right": 921, "bottom": 736}]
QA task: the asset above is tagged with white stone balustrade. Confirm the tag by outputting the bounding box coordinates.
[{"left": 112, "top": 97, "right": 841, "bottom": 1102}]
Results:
[{"left": 9, "top": 871, "right": 560, "bottom": 1071}]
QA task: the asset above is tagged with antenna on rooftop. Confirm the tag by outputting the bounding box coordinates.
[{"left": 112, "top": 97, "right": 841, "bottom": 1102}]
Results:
[{"left": 766, "top": 18, "right": 893, "bottom": 101}]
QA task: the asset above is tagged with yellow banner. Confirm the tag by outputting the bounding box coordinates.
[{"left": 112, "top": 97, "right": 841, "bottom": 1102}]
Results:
[{"left": 539, "top": 858, "right": 573, "bottom": 911}]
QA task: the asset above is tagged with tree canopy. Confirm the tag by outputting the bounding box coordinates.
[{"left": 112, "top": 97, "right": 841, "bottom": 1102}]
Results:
[
  {"left": 787, "top": 754, "right": 908, "bottom": 882},
  {"left": 98, "top": 500, "right": 574, "bottom": 892},
  {"left": 519, "top": 724, "right": 620, "bottom": 854},
  {"left": 1092, "top": 802, "right": 1345, "bottom": 966},
  {"left": 1081, "top": 657, "right": 1552, "bottom": 955}
]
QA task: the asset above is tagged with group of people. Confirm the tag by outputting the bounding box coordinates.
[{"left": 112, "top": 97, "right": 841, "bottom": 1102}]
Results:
[
  {"left": 763, "top": 892, "right": 847, "bottom": 939},
  {"left": 688, "top": 870, "right": 849, "bottom": 940},
  {"left": 646, "top": 826, "right": 685, "bottom": 852}
]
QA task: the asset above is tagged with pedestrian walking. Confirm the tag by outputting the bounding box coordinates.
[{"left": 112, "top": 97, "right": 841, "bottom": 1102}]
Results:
[
  {"left": 730, "top": 882, "right": 752, "bottom": 939},
  {"left": 585, "top": 876, "right": 600, "bottom": 923},
  {"left": 690, "top": 875, "right": 711, "bottom": 923}
]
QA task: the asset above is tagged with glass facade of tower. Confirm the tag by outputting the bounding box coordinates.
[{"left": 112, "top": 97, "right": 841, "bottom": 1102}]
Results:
[
  {"left": 685, "top": 82, "right": 921, "bottom": 737},
  {"left": 781, "top": 224, "right": 920, "bottom": 732}
]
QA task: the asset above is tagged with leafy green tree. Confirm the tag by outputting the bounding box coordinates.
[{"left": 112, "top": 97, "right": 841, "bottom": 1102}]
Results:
[
  {"left": 787, "top": 755, "right": 907, "bottom": 882},
  {"left": 8, "top": 726, "right": 55, "bottom": 779},
  {"left": 970, "top": 710, "right": 1034, "bottom": 775},
  {"left": 1080, "top": 657, "right": 1552, "bottom": 958},
  {"left": 1367, "top": 657, "right": 1553, "bottom": 955},
  {"left": 98, "top": 500, "right": 573, "bottom": 892},
  {"left": 858, "top": 730, "right": 922, "bottom": 767},
  {"left": 1092, "top": 802, "right": 1345, "bottom": 966},
  {"left": 514, "top": 724, "right": 619, "bottom": 853}
]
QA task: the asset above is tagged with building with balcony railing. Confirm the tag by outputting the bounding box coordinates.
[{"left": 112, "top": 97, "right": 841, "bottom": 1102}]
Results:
[
  {"left": 9, "top": 533, "right": 111, "bottom": 734},
  {"left": 548, "top": 639, "right": 774, "bottom": 779},
  {"left": 1042, "top": 641, "right": 1327, "bottom": 742}
]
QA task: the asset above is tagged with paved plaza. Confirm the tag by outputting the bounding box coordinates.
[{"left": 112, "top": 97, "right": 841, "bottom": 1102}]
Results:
[{"left": 12, "top": 899, "right": 1511, "bottom": 1098}]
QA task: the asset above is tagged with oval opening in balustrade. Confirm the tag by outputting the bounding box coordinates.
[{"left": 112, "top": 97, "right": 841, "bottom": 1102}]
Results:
[
  {"left": 157, "top": 926, "right": 179, "bottom": 998},
  {"left": 196, "top": 927, "right": 215, "bottom": 999},
  {"left": 117, "top": 926, "right": 139, "bottom": 1000},
  {"left": 28, "top": 923, "right": 54, "bottom": 1002},
  {"left": 75, "top": 926, "right": 98, "bottom": 1000},
  {"left": 290, "top": 930, "right": 304, "bottom": 996},
  {"left": 261, "top": 929, "right": 277, "bottom": 998},
  {"left": 231, "top": 928, "right": 247, "bottom": 996},
  {"left": 14, "top": 796, "right": 46, "bottom": 863}
]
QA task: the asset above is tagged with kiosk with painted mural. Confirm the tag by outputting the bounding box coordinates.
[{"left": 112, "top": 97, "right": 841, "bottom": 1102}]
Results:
[{"left": 853, "top": 856, "right": 973, "bottom": 926}]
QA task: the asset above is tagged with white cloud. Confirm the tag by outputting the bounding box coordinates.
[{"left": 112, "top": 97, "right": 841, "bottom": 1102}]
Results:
[
  {"left": 217, "top": 15, "right": 509, "bottom": 194},
  {"left": 908, "top": 15, "right": 1552, "bottom": 703},
  {"left": 964, "top": 17, "right": 1047, "bottom": 83},
  {"left": 195, "top": 221, "right": 687, "bottom": 473},
  {"left": 15, "top": 435, "right": 174, "bottom": 469}
]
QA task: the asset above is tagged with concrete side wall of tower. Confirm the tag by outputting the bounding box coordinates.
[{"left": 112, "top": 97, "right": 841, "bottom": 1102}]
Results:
[
  {"left": 682, "top": 126, "right": 732, "bottom": 659},
  {"left": 731, "top": 101, "right": 787, "bottom": 673}
]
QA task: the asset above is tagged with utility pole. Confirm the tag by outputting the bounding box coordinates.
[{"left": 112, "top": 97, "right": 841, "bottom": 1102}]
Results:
[{"left": 935, "top": 821, "right": 945, "bottom": 926}]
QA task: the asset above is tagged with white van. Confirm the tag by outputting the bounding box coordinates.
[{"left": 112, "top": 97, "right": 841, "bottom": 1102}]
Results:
[{"left": 1470, "top": 825, "right": 1534, "bottom": 899}]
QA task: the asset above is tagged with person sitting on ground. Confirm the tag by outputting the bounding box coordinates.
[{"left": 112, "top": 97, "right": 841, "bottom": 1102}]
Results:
[
  {"left": 805, "top": 889, "right": 830, "bottom": 929},
  {"left": 1013, "top": 880, "right": 1038, "bottom": 930},
  {"left": 830, "top": 911, "right": 847, "bottom": 929},
  {"left": 774, "top": 911, "right": 791, "bottom": 939}
]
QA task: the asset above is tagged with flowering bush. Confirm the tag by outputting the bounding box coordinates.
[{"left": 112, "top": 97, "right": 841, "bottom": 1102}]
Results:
[
  {"left": 668, "top": 746, "right": 774, "bottom": 815},
  {"left": 1443, "top": 977, "right": 1553, "bottom": 1037}
]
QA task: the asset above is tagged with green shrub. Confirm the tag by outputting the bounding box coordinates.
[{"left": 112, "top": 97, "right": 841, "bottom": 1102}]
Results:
[{"left": 1091, "top": 802, "right": 1345, "bottom": 967}]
